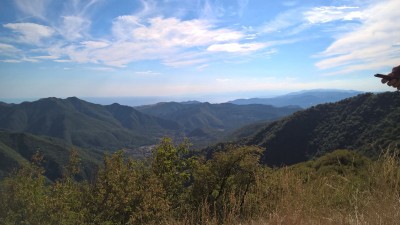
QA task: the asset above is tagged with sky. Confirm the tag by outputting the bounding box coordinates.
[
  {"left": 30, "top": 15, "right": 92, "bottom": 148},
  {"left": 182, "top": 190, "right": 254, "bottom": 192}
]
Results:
[{"left": 0, "top": 0, "right": 399, "bottom": 103}]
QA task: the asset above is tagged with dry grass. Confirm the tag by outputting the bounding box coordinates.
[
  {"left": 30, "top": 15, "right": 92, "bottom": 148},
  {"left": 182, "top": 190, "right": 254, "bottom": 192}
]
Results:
[{"left": 170, "top": 151, "right": 400, "bottom": 225}]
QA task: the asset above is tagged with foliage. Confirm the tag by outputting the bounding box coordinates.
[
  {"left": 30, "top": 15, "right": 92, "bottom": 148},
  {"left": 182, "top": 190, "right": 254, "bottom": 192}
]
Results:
[
  {"left": 1, "top": 138, "right": 400, "bottom": 225},
  {"left": 0, "top": 130, "right": 102, "bottom": 181},
  {"left": 245, "top": 92, "right": 400, "bottom": 166},
  {"left": 151, "top": 137, "right": 193, "bottom": 211},
  {"left": 0, "top": 97, "right": 181, "bottom": 151}
]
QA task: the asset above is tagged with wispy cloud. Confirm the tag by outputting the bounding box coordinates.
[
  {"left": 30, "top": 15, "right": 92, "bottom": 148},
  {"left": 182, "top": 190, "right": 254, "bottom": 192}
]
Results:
[
  {"left": 85, "top": 66, "right": 115, "bottom": 72},
  {"left": 0, "top": 59, "right": 22, "bottom": 63},
  {"left": 51, "top": 16, "right": 250, "bottom": 67},
  {"left": 304, "top": 6, "right": 363, "bottom": 24},
  {"left": 1, "top": 0, "right": 297, "bottom": 68},
  {"left": 14, "top": 0, "right": 50, "bottom": 20},
  {"left": 316, "top": 0, "right": 400, "bottom": 73},
  {"left": 207, "top": 42, "right": 266, "bottom": 53},
  {"left": 135, "top": 70, "right": 161, "bottom": 76},
  {"left": 58, "top": 16, "right": 91, "bottom": 41},
  {"left": 3, "top": 23, "right": 54, "bottom": 45},
  {"left": 237, "top": 0, "right": 249, "bottom": 17},
  {"left": 216, "top": 78, "right": 232, "bottom": 83},
  {"left": 260, "top": 9, "right": 304, "bottom": 34},
  {"left": 32, "top": 55, "right": 59, "bottom": 59},
  {"left": 0, "top": 43, "right": 21, "bottom": 56}
]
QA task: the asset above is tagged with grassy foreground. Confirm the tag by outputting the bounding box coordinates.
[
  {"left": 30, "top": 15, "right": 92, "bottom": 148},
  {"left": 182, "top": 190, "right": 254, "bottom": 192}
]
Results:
[{"left": 1, "top": 138, "right": 399, "bottom": 225}]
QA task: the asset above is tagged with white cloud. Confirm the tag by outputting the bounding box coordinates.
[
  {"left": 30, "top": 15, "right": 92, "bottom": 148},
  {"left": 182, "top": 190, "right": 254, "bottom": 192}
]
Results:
[
  {"left": 54, "top": 59, "right": 72, "bottom": 63},
  {"left": 237, "top": 0, "right": 250, "bottom": 17},
  {"left": 3, "top": 23, "right": 54, "bottom": 45},
  {"left": 316, "top": 0, "right": 400, "bottom": 73},
  {"left": 53, "top": 16, "right": 248, "bottom": 67},
  {"left": 163, "top": 57, "right": 209, "bottom": 67},
  {"left": 135, "top": 70, "right": 161, "bottom": 76},
  {"left": 32, "top": 55, "right": 59, "bottom": 59},
  {"left": 261, "top": 9, "right": 303, "bottom": 34},
  {"left": 196, "top": 64, "right": 209, "bottom": 71},
  {"left": 85, "top": 66, "right": 115, "bottom": 72},
  {"left": 2, "top": 2, "right": 308, "bottom": 68},
  {"left": 199, "top": 0, "right": 225, "bottom": 21},
  {"left": 304, "top": 6, "right": 363, "bottom": 24},
  {"left": 261, "top": 5, "right": 363, "bottom": 36},
  {"left": 0, "top": 59, "right": 21, "bottom": 63},
  {"left": 59, "top": 16, "right": 91, "bottom": 41},
  {"left": 15, "top": 0, "right": 50, "bottom": 19},
  {"left": 207, "top": 42, "right": 266, "bottom": 53},
  {"left": 131, "top": 17, "right": 243, "bottom": 47},
  {"left": 0, "top": 43, "right": 21, "bottom": 55},
  {"left": 216, "top": 78, "right": 232, "bottom": 83},
  {"left": 20, "top": 57, "right": 38, "bottom": 63},
  {"left": 112, "top": 15, "right": 144, "bottom": 40},
  {"left": 81, "top": 41, "right": 109, "bottom": 49}
]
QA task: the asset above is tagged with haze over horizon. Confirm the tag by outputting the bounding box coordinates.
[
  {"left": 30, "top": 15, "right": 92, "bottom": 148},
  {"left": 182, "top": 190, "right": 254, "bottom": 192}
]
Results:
[{"left": 1, "top": 0, "right": 399, "bottom": 101}]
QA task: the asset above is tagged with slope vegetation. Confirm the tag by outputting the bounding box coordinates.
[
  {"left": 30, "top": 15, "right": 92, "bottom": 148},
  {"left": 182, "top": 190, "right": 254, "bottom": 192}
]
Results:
[
  {"left": 137, "top": 102, "right": 300, "bottom": 135},
  {"left": 0, "top": 131, "right": 101, "bottom": 180},
  {"left": 0, "top": 97, "right": 182, "bottom": 150},
  {"left": 242, "top": 92, "right": 400, "bottom": 166}
]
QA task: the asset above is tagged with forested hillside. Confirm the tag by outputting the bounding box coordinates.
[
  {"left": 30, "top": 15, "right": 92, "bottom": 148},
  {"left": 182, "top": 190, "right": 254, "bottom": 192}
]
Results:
[
  {"left": 137, "top": 101, "right": 300, "bottom": 135},
  {"left": 0, "top": 131, "right": 101, "bottom": 180},
  {"left": 0, "top": 97, "right": 182, "bottom": 150},
  {"left": 242, "top": 92, "right": 400, "bottom": 165}
]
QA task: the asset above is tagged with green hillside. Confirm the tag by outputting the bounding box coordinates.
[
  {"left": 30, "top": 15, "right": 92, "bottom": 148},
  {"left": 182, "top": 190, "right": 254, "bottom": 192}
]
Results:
[
  {"left": 0, "top": 131, "right": 101, "bottom": 181},
  {"left": 242, "top": 92, "right": 400, "bottom": 166},
  {"left": 137, "top": 102, "right": 300, "bottom": 134},
  {"left": 0, "top": 97, "right": 182, "bottom": 150}
]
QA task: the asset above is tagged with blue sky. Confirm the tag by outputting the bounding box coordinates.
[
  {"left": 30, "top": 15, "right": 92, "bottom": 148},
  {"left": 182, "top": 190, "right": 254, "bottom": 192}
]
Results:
[{"left": 0, "top": 0, "right": 399, "bottom": 102}]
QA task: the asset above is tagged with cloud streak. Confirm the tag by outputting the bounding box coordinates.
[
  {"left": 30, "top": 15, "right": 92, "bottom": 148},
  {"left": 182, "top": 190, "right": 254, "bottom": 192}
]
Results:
[
  {"left": 3, "top": 23, "right": 54, "bottom": 45},
  {"left": 316, "top": 0, "right": 400, "bottom": 73},
  {"left": 304, "top": 6, "right": 363, "bottom": 24},
  {"left": 14, "top": 0, "right": 50, "bottom": 20},
  {"left": 49, "top": 15, "right": 268, "bottom": 67}
]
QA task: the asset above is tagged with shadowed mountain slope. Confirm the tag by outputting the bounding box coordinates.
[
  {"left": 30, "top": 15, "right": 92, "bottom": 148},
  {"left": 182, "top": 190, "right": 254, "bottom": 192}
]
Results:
[
  {"left": 239, "top": 92, "right": 400, "bottom": 166},
  {"left": 0, "top": 131, "right": 102, "bottom": 181}
]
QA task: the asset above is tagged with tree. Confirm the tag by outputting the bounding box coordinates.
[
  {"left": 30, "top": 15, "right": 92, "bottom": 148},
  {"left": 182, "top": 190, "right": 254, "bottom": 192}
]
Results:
[{"left": 151, "top": 137, "right": 193, "bottom": 212}]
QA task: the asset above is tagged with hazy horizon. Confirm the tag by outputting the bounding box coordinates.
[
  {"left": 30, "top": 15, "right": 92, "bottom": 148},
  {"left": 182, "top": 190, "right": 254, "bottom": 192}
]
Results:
[{"left": 0, "top": 88, "right": 368, "bottom": 106}]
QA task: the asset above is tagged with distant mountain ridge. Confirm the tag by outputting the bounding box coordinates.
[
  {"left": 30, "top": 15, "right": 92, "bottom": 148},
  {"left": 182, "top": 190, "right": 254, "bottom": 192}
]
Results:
[
  {"left": 136, "top": 102, "right": 300, "bottom": 137},
  {"left": 0, "top": 97, "right": 300, "bottom": 150},
  {"left": 0, "top": 97, "right": 182, "bottom": 150},
  {"left": 237, "top": 92, "right": 400, "bottom": 166},
  {"left": 229, "top": 89, "right": 363, "bottom": 108}
]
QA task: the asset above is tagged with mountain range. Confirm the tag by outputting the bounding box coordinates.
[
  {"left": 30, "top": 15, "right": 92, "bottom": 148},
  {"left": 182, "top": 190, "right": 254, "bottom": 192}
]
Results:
[
  {"left": 0, "top": 97, "right": 181, "bottom": 150},
  {"left": 136, "top": 102, "right": 299, "bottom": 141},
  {"left": 0, "top": 96, "right": 300, "bottom": 179},
  {"left": 229, "top": 89, "right": 363, "bottom": 108},
  {"left": 2, "top": 90, "right": 398, "bottom": 181}
]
